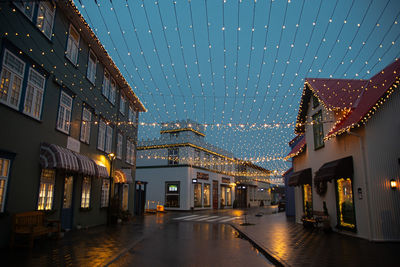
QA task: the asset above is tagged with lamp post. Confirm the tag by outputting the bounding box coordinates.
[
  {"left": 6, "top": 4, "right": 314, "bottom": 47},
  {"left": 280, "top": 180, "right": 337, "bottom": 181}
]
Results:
[{"left": 107, "top": 153, "right": 116, "bottom": 224}]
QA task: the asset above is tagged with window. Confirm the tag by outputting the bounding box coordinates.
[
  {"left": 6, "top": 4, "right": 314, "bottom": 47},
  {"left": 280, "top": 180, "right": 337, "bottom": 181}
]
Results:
[
  {"left": 117, "top": 133, "right": 123, "bottom": 159},
  {"left": 168, "top": 148, "right": 179, "bottom": 165},
  {"left": 97, "top": 120, "right": 106, "bottom": 150},
  {"left": 37, "top": 169, "right": 55, "bottom": 211},
  {"left": 204, "top": 153, "right": 210, "bottom": 169},
  {"left": 105, "top": 125, "right": 113, "bottom": 153},
  {"left": 221, "top": 186, "right": 226, "bottom": 206},
  {"left": 101, "top": 179, "right": 110, "bottom": 207},
  {"left": 336, "top": 178, "right": 356, "bottom": 229},
  {"left": 66, "top": 24, "right": 79, "bottom": 65},
  {"left": 312, "top": 111, "right": 324, "bottom": 149},
  {"left": 109, "top": 79, "right": 116, "bottom": 105},
  {"left": 128, "top": 106, "right": 136, "bottom": 123},
  {"left": 0, "top": 158, "right": 11, "bottom": 212},
  {"left": 312, "top": 95, "right": 320, "bottom": 108},
  {"left": 81, "top": 177, "right": 91, "bottom": 208},
  {"left": 126, "top": 139, "right": 135, "bottom": 165},
  {"left": 194, "top": 183, "right": 202, "bottom": 207},
  {"left": 57, "top": 91, "right": 73, "bottom": 134},
  {"left": 36, "top": 2, "right": 55, "bottom": 39},
  {"left": 87, "top": 50, "right": 97, "bottom": 84},
  {"left": 102, "top": 70, "right": 110, "bottom": 98},
  {"left": 0, "top": 50, "right": 25, "bottom": 109},
  {"left": 165, "top": 182, "right": 180, "bottom": 208},
  {"left": 119, "top": 94, "right": 126, "bottom": 114},
  {"left": 23, "top": 68, "right": 45, "bottom": 119},
  {"left": 80, "top": 107, "right": 92, "bottom": 144},
  {"left": 14, "top": 1, "right": 35, "bottom": 20},
  {"left": 122, "top": 184, "right": 129, "bottom": 211},
  {"left": 226, "top": 187, "right": 232, "bottom": 206},
  {"left": 203, "top": 184, "right": 210, "bottom": 207},
  {"left": 303, "top": 184, "right": 312, "bottom": 217}
]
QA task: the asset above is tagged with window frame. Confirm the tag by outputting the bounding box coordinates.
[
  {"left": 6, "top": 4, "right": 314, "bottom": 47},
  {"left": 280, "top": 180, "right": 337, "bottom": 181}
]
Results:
[
  {"left": 101, "top": 178, "right": 110, "bottom": 208},
  {"left": 80, "top": 106, "right": 92, "bottom": 144},
  {"left": 37, "top": 169, "right": 55, "bottom": 211},
  {"left": 165, "top": 181, "right": 180, "bottom": 208},
  {"left": 203, "top": 183, "right": 211, "bottom": 207},
  {"left": 0, "top": 49, "right": 26, "bottom": 110},
  {"left": 193, "top": 183, "right": 202, "bottom": 207},
  {"left": 97, "top": 119, "right": 106, "bottom": 151},
  {"left": 109, "top": 78, "right": 116, "bottom": 105},
  {"left": 86, "top": 50, "right": 97, "bottom": 84},
  {"left": 0, "top": 158, "right": 11, "bottom": 212},
  {"left": 102, "top": 69, "right": 110, "bottom": 99},
  {"left": 119, "top": 94, "right": 126, "bottom": 115},
  {"left": 14, "top": 1, "right": 35, "bottom": 20},
  {"left": 105, "top": 124, "right": 113, "bottom": 153},
  {"left": 36, "top": 1, "right": 56, "bottom": 40},
  {"left": 80, "top": 177, "right": 91, "bottom": 209},
  {"left": 168, "top": 148, "right": 179, "bottom": 165},
  {"left": 312, "top": 110, "right": 324, "bottom": 150},
  {"left": 117, "top": 132, "right": 123, "bottom": 159},
  {"left": 56, "top": 91, "right": 73, "bottom": 134},
  {"left": 66, "top": 24, "right": 80, "bottom": 65},
  {"left": 335, "top": 178, "right": 357, "bottom": 231},
  {"left": 23, "top": 67, "right": 45, "bottom": 120}
]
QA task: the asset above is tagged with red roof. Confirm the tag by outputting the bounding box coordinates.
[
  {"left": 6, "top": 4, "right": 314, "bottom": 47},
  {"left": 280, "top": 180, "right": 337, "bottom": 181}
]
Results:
[
  {"left": 295, "top": 59, "right": 400, "bottom": 138},
  {"left": 285, "top": 136, "right": 306, "bottom": 160},
  {"left": 326, "top": 60, "right": 400, "bottom": 138},
  {"left": 306, "top": 78, "right": 368, "bottom": 110}
]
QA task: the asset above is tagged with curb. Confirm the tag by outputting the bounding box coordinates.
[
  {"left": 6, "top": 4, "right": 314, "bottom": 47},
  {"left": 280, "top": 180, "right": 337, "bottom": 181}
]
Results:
[{"left": 229, "top": 223, "right": 289, "bottom": 267}]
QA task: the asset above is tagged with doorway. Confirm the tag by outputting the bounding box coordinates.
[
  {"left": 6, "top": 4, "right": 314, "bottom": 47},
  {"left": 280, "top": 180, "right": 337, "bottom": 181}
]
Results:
[
  {"left": 212, "top": 180, "right": 218, "bottom": 209},
  {"left": 61, "top": 175, "right": 74, "bottom": 230}
]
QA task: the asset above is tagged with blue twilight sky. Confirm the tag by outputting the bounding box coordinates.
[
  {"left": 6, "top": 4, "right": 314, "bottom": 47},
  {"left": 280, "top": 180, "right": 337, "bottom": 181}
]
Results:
[{"left": 76, "top": 0, "right": 400, "bottom": 174}]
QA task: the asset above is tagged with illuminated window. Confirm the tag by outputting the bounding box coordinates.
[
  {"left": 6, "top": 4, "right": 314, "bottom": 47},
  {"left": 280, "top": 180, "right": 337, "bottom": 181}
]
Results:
[
  {"left": 312, "top": 111, "right": 324, "bottom": 149},
  {"left": 0, "top": 49, "right": 25, "bottom": 110},
  {"left": 87, "top": 50, "right": 97, "bottom": 84},
  {"left": 66, "top": 24, "right": 80, "bottom": 65},
  {"left": 221, "top": 186, "right": 226, "bottom": 206},
  {"left": 37, "top": 169, "right": 55, "bottom": 211},
  {"left": 80, "top": 107, "right": 92, "bottom": 144},
  {"left": 312, "top": 95, "right": 319, "bottom": 108},
  {"left": 101, "top": 179, "right": 110, "bottom": 208},
  {"left": 24, "top": 68, "right": 45, "bottom": 120},
  {"left": 165, "top": 182, "right": 180, "bottom": 208},
  {"left": 203, "top": 184, "right": 210, "bottom": 207},
  {"left": 168, "top": 148, "right": 179, "bottom": 165},
  {"left": 336, "top": 178, "right": 356, "bottom": 229},
  {"left": 56, "top": 91, "right": 73, "bottom": 134},
  {"left": 80, "top": 177, "right": 91, "bottom": 208},
  {"left": 194, "top": 183, "right": 202, "bottom": 207},
  {"left": 303, "top": 184, "right": 312, "bottom": 217},
  {"left": 36, "top": 2, "right": 55, "bottom": 39},
  {"left": 226, "top": 187, "right": 232, "bottom": 206},
  {"left": 0, "top": 158, "right": 11, "bottom": 212}
]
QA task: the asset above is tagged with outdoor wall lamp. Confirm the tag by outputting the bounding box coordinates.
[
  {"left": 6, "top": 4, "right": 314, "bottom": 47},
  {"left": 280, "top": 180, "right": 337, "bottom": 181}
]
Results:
[
  {"left": 390, "top": 179, "right": 397, "bottom": 190},
  {"left": 108, "top": 153, "right": 116, "bottom": 161}
]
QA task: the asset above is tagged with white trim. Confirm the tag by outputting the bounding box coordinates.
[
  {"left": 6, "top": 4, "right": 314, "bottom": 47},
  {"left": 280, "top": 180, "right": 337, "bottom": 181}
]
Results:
[
  {"left": 36, "top": 1, "right": 55, "bottom": 40},
  {"left": 23, "top": 67, "right": 45, "bottom": 120},
  {"left": 87, "top": 50, "right": 97, "bottom": 84},
  {"left": 56, "top": 91, "right": 73, "bottom": 134},
  {"left": 66, "top": 24, "right": 80, "bottom": 65}
]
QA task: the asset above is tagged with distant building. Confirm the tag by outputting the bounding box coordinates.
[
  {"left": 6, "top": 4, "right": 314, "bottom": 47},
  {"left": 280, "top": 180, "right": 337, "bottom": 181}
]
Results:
[
  {"left": 136, "top": 120, "right": 271, "bottom": 211},
  {"left": 0, "top": 1, "right": 145, "bottom": 246},
  {"left": 287, "top": 60, "right": 400, "bottom": 241}
]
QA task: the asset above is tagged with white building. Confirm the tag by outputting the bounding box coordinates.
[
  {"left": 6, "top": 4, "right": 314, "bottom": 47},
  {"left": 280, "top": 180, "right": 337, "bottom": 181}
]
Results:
[
  {"left": 136, "top": 120, "right": 237, "bottom": 210},
  {"left": 287, "top": 60, "right": 400, "bottom": 241}
]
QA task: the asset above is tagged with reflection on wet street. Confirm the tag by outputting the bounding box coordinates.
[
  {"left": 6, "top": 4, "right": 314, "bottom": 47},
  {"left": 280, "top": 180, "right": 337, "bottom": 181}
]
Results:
[{"left": 111, "top": 221, "right": 273, "bottom": 267}]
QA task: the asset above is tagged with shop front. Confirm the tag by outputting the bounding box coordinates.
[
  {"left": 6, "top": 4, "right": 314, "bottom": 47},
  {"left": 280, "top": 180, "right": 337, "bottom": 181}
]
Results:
[{"left": 288, "top": 168, "right": 312, "bottom": 216}]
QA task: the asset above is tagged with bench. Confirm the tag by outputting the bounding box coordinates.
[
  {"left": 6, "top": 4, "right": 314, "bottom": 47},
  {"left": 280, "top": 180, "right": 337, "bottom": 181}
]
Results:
[
  {"left": 301, "top": 210, "right": 330, "bottom": 230},
  {"left": 10, "top": 211, "right": 61, "bottom": 248}
]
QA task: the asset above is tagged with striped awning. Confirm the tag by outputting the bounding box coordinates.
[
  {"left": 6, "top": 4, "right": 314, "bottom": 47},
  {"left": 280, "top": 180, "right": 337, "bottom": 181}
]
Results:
[
  {"left": 73, "top": 152, "right": 96, "bottom": 176},
  {"left": 114, "top": 169, "right": 133, "bottom": 183},
  {"left": 40, "top": 143, "right": 79, "bottom": 172},
  {"left": 96, "top": 165, "right": 109, "bottom": 178}
]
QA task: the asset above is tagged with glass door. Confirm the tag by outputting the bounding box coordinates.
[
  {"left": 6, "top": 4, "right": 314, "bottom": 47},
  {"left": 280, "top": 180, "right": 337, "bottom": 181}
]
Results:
[{"left": 61, "top": 176, "right": 74, "bottom": 230}]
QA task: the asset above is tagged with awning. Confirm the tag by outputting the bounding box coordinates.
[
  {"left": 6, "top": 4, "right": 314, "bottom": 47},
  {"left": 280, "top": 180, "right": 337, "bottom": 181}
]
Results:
[
  {"left": 314, "top": 156, "right": 353, "bottom": 183},
  {"left": 40, "top": 143, "right": 79, "bottom": 172},
  {"left": 114, "top": 169, "right": 133, "bottom": 183},
  {"left": 96, "top": 165, "right": 109, "bottom": 178},
  {"left": 288, "top": 168, "right": 312, "bottom": 187},
  {"left": 73, "top": 152, "right": 96, "bottom": 176}
]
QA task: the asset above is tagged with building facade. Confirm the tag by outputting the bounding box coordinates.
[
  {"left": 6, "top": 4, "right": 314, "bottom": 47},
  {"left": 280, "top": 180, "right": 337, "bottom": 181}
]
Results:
[
  {"left": 136, "top": 120, "right": 271, "bottom": 211},
  {"left": 0, "top": 1, "right": 145, "bottom": 246},
  {"left": 287, "top": 60, "right": 400, "bottom": 241}
]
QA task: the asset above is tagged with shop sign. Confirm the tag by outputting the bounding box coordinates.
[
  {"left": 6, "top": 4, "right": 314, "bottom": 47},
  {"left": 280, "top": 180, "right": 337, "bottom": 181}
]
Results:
[
  {"left": 67, "top": 136, "right": 80, "bottom": 153},
  {"left": 197, "top": 172, "right": 209, "bottom": 180}
]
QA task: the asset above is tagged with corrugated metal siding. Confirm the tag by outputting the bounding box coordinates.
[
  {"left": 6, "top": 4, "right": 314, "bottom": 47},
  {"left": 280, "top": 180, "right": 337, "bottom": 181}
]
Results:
[{"left": 365, "top": 89, "right": 400, "bottom": 241}]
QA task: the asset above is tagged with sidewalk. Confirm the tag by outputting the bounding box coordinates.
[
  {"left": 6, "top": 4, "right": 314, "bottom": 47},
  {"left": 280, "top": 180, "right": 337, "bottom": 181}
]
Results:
[
  {"left": 1, "top": 214, "right": 169, "bottom": 267},
  {"left": 230, "top": 210, "right": 400, "bottom": 267}
]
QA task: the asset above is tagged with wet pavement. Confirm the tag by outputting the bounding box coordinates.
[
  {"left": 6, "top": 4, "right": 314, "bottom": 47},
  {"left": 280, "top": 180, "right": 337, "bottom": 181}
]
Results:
[{"left": 110, "top": 222, "right": 273, "bottom": 267}]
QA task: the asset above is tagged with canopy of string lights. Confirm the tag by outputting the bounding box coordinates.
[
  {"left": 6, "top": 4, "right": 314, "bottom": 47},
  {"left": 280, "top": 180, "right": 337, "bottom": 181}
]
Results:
[{"left": 75, "top": 0, "right": 400, "bottom": 175}]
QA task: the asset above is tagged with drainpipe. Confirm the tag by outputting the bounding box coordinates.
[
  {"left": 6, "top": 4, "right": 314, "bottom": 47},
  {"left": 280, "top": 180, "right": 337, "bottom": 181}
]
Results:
[{"left": 347, "top": 130, "right": 373, "bottom": 241}]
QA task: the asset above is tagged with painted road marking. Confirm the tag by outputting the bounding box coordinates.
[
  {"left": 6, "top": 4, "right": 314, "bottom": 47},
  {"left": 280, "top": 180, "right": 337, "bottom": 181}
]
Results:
[
  {"left": 219, "top": 217, "right": 242, "bottom": 222},
  {"left": 183, "top": 215, "right": 210, "bottom": 221},
  {"left": 173, "top": 215, "right": 200, "bottom": 220},
  {"left": 206, "top": 216, "right": 230, "bottom": 222},
  {"left": 196, "top": 216, "right": 220, "bottom": 221}
]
